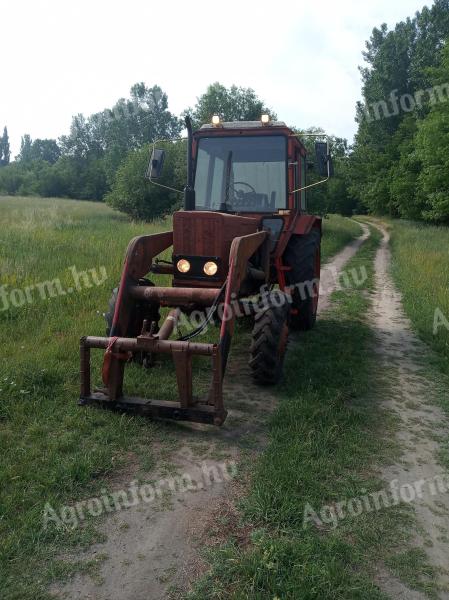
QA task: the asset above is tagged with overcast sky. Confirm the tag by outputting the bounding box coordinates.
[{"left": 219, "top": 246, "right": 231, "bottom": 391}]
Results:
[{"left": 1, "top": 0, "right": 431, "bottom": 156}]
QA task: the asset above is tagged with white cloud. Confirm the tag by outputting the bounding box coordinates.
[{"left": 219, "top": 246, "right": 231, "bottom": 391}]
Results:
[{"left": 0, "top": 0, "right": 431, "bottom": 155}]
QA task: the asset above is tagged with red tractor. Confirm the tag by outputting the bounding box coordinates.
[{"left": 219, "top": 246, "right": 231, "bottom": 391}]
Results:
[{"left": 79, "top": 116, "right": 332, "bottom": 426}]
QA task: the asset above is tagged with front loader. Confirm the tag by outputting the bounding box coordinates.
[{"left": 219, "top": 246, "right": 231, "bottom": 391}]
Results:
[{"left": 79, "top": 115, "right": 333, "bottom": 426}]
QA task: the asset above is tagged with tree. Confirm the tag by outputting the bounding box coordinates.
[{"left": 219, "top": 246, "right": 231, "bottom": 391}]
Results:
[
  {"left": 16, "top": 136, "right": 61, "bottom": 164},
  {"left": 415, "top": 43, "right": 449, "bottom": 223},
  {"left": 185, "top": 82, "right": 276, "bottom": 129},
  {"left": 293, "top": 128, "right": 356, "bottom": 216},
  {"left": 349, "top": 2, "right": 449, "bottom": 219},
  {"left": 106, "top": 140, "right": 186, "bottom": 221},
  {"left": 0, "top": 126, "right": 10, "bottom": 166},
  {"left": 17, "top": 134, "right": 33, "bottom": 163},
  {"left": 59, "top": 83, "right": 182, "bottom": 189},
  {"left": 31, "top": 139, "right": 61, "bottom": 164},
  {"left": 389, "top": 115, "right": 424, "bottom": 220}
]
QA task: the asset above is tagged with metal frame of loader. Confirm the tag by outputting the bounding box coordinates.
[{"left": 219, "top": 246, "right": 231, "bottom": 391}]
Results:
[{"left": 79, "top": 117, "right": 332, "bottom": 426}]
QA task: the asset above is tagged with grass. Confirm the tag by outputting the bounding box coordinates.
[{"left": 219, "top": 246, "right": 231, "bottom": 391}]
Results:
[
  {"left": 387, "top": 219, "right": 449, "bottom": 379},
  {"left": 320, "top": 213, "right": 362, "bottom": 259},
  {"left": 187, "top": 226, "right": 438, "bottom": 599},
  {"left": 0, "top": 196, "right": 362, "bottom": 599}
]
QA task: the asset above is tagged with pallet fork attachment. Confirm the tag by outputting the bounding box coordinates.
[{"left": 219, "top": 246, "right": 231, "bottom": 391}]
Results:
[{"left": 79, "top": 229, "right": 268, "bottom": 426}]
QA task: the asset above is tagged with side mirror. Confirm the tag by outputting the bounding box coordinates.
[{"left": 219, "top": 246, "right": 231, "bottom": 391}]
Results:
[
  {"left": 146, "top": 148, "right": 165, "bottom": 180},
  {"left": 315, "top": 142, "right": 334, "bottom": 178}
]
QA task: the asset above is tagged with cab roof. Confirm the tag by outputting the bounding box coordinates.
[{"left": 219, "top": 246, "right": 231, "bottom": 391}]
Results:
[{"left": 200, "top": 120, "right": 288, "bottom": 130}]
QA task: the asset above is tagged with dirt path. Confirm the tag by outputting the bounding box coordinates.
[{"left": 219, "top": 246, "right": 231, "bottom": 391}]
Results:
[
  {"left": 51, "top": 223, "right": 370, "bottom": 600},
  {"left": 368, "top": 221, "right": 449, "bottom": 599},
  {"left": 317, "top": 221, "right": 370, "bottom": 315}
]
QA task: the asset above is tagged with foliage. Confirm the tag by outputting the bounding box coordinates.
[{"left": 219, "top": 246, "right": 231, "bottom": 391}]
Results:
[
  {"left": 298, "top": 128, "right": 358, "bottom": 216},
  {"left": 17, "top": 137, "right": 61, "bottom": 164},
  {"left": 0, "top": 126, "right": 10, "bottom": 166},
  {"left": 415, "top": 44, "right": 449, "bottom": 223},
  {"left": 350, "top": 0, "right": 449, "bottom": 223},
  {"left": 184, "top": 82, "right": 276, "bottom": 129},
  {"left": 105, "top": 140, "right": 186, "bottom": 221},
  {"left": 0, "top": 83, "right": 182, "bottom": 204}
]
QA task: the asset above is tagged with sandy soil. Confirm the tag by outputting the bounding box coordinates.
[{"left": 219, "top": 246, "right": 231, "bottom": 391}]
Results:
[
  {"left": 50, "top": 222, "right": 370, "bottom": 600},
  {"left": 368, "top": 222, "right": 449, "bottom": 599}
]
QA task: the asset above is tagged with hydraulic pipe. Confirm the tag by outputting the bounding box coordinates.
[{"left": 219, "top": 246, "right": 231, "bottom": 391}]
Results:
[{"left": 157, "top": 308, "right": 180, "bottom": 340}]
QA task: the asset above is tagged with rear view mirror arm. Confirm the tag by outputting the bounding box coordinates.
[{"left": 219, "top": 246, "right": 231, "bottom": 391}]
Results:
[
  {"left": 289, "top": 133, "right": 332, "bottom": 194},
  {"left": 146, "top": 139, "right": 185, "bottom": 195}
]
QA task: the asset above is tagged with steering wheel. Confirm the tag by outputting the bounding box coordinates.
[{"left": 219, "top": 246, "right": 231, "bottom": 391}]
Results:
[{"left": 231, "top": 181, "right": 256, "bottom": 194}]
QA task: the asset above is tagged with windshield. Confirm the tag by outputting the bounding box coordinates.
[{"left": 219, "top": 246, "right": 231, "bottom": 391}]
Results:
[{"left": 194, "top": 136, "right": 286, "bottom": 212}]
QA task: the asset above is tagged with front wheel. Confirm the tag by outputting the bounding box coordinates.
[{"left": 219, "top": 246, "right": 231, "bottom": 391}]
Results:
[{"left": 249, "top": 291, "right": 290, "bottom": 385}]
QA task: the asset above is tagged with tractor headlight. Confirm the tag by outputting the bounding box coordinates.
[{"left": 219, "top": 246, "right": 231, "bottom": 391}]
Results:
[
  {"left": 203, "top": 261, "right": 218, "bottom": 276},
  {"left": 177, "top": 259, "right": 191, "bottom": 273}
]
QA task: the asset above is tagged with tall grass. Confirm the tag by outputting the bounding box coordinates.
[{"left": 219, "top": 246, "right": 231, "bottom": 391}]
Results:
[
  {"left": 389, "top": 219, "right": 449, "bottom": 377},
  {"left": 0, "top": 196, "right": 361, "bottom": 599}
]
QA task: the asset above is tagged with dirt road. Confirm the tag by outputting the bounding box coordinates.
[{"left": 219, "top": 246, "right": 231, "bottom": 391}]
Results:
[
  {"left": 369, "top": 221, "right": 449, "bottom": 599},
  {"left": 51, "top": 223, "right": 370, "bottom": 600}
]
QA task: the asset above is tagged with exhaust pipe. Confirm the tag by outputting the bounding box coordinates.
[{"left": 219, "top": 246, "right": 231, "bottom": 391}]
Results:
[{"left": 184, "top": 116, "right": 195, "bottom": 211}]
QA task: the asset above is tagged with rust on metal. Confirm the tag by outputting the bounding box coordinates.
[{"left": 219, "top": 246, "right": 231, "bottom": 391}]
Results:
[{"left": 130, "top": 286, "right": 218, "bottom": 307}]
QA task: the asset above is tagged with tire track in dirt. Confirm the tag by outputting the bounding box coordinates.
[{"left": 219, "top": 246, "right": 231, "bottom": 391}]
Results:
[
  {"left": 51, "top": 222, "right": 370, "bottom": 600},
  {"left": 368, "top": 221, "right": 449, "bottom": 600}
]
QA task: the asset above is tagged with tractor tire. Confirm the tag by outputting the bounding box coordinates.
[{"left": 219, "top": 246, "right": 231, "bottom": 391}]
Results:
[
  {"left": 249, "top": 291, "right": 290, "bottom": 385},
  {"left": 284, "top": 229, "right": 321, "bottom": 331}
]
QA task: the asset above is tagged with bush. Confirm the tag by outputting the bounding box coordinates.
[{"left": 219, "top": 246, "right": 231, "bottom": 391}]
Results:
[
  {"left": 106, "top": 140, "right": 186, "bottom": 221},
  {"left": 0, "top": 163, "right": 32, "bottom": 195}
]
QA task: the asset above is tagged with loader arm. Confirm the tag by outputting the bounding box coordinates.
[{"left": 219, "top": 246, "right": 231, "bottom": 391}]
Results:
[
  {"left": 110, "top": 231, "right": 174, "bottom": 337},
  {"left": 219, "top": 230, "right": 269, "bottom": 373}
]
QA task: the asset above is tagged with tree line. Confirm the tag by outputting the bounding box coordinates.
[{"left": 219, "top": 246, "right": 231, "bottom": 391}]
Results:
[
  {"left": 349, "top": 0, "right": 449, "bottom": 223},
  {"left": 0, "top": 81, "right": 353, "bottom": 220},
  {"left": 1, "top": 0, "right": 448, "bottom": 223}
]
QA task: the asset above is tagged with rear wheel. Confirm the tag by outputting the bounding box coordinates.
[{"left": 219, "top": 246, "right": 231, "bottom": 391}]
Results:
[
  {"left": 284, "top": 229, "right": 321, "bottom": 331},
  {"left": 249, "top": 291, "right": 290, "bottom": 385}
]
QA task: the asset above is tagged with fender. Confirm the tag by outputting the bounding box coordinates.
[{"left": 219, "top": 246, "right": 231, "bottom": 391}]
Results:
[
  {"left": 275, "top": 214, "right": 322, "bottom": 261},
  {"left": 293, "top": 214, "right": 322, "bottom": 236}
]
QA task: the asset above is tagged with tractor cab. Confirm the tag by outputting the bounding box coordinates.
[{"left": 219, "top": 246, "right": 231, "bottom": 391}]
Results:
[
  {"left": 148, "top": 116, "right": 332, "bottom": 289},
  {"left": 149, "top": 116, "right": 332, "bottom": 218},
  {"left": 194, "top": 121, "right": 290, "bottom": 214}
]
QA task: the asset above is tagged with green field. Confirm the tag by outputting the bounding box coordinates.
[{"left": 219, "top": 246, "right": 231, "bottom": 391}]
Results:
[{"left": 0, "top": 196, "right": 362, "bottom": 599}]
